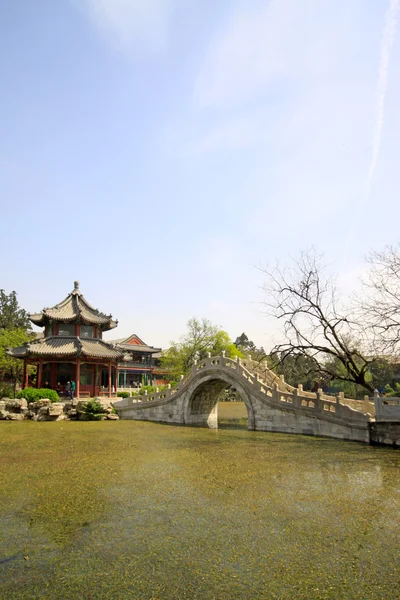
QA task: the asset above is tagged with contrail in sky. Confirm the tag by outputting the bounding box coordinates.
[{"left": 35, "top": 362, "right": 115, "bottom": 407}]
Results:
[
  {"left": 366, "top": 0, "right": 400, "bottom": 197},
  {"left": 344, "top": 0, "right": 399, "bottom": 261}
]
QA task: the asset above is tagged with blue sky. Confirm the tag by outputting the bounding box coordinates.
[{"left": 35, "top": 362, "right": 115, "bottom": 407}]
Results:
[{"left": 1, "top": 0, "right": 399, "bottom": 349}]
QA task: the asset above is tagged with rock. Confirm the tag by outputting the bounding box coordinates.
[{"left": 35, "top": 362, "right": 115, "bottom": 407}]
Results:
[
  {"left": 38, "top": 406, "right": 49, "bottom": 416},
  {"left": 26, "top": 411, "right": 36, "bottom": 420},
  {"left": 0, "top": 401, "right": 5, "bottom": 411},
  {"left": 8, "top": 413, "right": 24, "bottom": 421},
  {"left": 37, "top": 414, "right": 50, "bottom": 421},
  {"left": 0, "top": 409, "right": 10, "bottom": 420},
  {"left": 76, "top": 400, "right": 89, "bottom": 412},
  {"left": 55, "top": 415, "right": 67, "bottom": 421},
  {"left": 105, "top": 413, "right": 119, "bottom": 420},
  {"left": 36, "top": 399, "right": 51, "bottom": 408},
  {"left": 19, "top": 399, "right": 28, "bottom": 409},
  {"left": 5, "top": 399, "right": 24, "bottom": 412},
  {"left": 48, "top": 403, "right": 64, "bottom": 417},
  {"left": 79, "top": 413, "right": 90, "bottom": 421},
  {"left": 67, "top": 409, "right": 77, "bottom": 418}
]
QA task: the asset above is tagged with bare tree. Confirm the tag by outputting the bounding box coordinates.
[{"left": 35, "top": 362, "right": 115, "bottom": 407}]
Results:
[
  {"left": 261, "top": 250, "right": 374, "bottom": 393},
  {"left": 361, "top": 245, "right": 400, "bottom": 355}
]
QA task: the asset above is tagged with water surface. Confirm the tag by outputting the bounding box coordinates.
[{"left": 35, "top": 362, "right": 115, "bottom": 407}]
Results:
[{"left": 1, "top": 414, "right": 399, "bottom": 599}]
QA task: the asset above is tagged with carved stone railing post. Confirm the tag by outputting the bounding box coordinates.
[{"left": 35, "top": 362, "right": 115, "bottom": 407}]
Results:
[
  {"left": 236, "top": 356, "right": 241, "bottom": 373},
  {"left": 221, "top": 350, "right": 226, "bottom": 358},
  {"left": 336, "top": 391, "right": 344, "bottom": 405},
  {"left": 293, "top": 385, "right": 302, "bottom": 408},
  {"left": 373, "top": 389, "right": 381, "bottom": 420},
  {"left": 316, "top": 388, "right": 324, "bottom": 412},
  {"left": 363, "top": 395, "right": 371, "bottom": 414}
]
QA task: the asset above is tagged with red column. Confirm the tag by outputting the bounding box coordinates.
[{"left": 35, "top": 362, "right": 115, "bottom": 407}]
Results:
[
  {"left": 50, "top": 363, "right": 56, "bottom": 389},
  {"left": 37, "top": 359, "right": 43, "bottom": 389},
  {"left": 93, "top": 364, "right": 97, "bottom": 398},
  {"left": 25, "top": 362, "right": 29, "bottom": 388},
  {"left": 76, "top": 358, "right": 81, "bottom": 399},
  {"left": 108, "top": 362, "right": 112, "bottom": 397},
  {"left": 22, "top": 359, "right": 27, "bottom": 389}
]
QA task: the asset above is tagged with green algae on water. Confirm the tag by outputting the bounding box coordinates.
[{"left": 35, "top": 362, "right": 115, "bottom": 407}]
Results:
[{"left": 1, "top": 415, "right": 399, "bottom": 600}]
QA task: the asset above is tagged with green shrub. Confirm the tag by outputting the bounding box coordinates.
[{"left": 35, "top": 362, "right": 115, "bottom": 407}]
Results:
[
  {"left": 16, "top": 387, "right": 59, "bottom": 403},
  {"left": 0, "top": 384, "right": 15, "bottom": 399},
  {"left": 138, "top": 385, "right": 156, "bottom": 394},
  {"left": 82, "top": 400, "right": 106, "bottom": 421},
  {"left": 135, "top": 384, "right": 173, "bottom": 396},
  {"left": 117, "top": 391, "right": 129, "bottom": 398},
  {"left": 385, "top": 383, "right": 400, "bottom": 397}
]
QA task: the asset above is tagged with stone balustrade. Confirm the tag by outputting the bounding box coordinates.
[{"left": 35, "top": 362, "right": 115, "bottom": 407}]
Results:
[{"left": 113, "top": 354, "right": 371, "bottom": 436}]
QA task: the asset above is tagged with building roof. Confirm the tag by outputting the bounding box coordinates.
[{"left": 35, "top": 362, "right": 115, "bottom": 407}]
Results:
[
  {"left": 29, "top": 281, "right": 118, "bottom": 331},
  {"left": 108, "top": 333, "right": 161, "bottom": 355},
  {"left": 7, "top": 336, "right": 122, "bottom": 360}
]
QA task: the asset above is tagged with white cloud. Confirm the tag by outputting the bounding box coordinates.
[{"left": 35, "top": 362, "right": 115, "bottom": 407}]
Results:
[
  {"left": 80, "top": 0, "right": 174, "bottom": 54},
  {"left": 366, "top": 0, "right": 400, "bottom": 197}
]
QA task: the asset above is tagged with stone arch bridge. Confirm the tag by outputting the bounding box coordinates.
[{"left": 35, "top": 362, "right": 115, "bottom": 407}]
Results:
[{"left": 113, "top": 354, "right": 373, "bottom": 443}]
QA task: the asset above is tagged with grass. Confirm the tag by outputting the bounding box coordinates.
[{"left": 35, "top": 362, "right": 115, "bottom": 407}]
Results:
[{"left": 0, "top": 419, "right": 399, "bottom": 599}]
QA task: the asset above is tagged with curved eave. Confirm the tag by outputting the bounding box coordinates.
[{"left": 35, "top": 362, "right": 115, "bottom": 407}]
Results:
[
  {"left": 28, "top": 313, "right": 118, "bottom": 329},
  {"left": 6, "top": 346, "right": 29, "bottom": 359},
  {"left": 7, "top": 337, "right": 123, "bottom": 361}
]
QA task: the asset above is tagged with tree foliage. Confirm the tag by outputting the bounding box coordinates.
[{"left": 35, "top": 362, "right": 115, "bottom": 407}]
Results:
[
  {"left": 0, "top": 290, "right": 33, "bottom": 396},
  {"left": 0, "top": 290, "right": 31, "bottom": 331},
  {"left": 0, "top": 328, "right": 33, "bottom": 396},
  {"left": 160, "top": 318, "right": 242, "bottom": 380},
  {"left": 234, "top": 333, "right": 266, "bottom": 361},
  {"left": 267, "top": 351, "right": 320, "bottom": 390}
]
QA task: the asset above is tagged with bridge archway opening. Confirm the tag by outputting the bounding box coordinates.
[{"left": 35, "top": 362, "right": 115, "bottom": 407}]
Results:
[{"left": 185, "top": 376, "right": 255, "bottom": 430}]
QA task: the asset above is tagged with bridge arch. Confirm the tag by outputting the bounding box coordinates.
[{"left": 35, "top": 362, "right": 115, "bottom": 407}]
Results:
[{"left": 183, "top": 371, "right": 255, "bottom": 430}]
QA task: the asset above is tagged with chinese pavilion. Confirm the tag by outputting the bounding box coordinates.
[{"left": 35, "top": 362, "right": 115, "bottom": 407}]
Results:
[{"left": 8, "top": 282, "right": 122, "bottom": 398}]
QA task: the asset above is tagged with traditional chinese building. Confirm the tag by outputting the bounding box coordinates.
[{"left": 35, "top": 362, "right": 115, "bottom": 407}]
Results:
[
  {"left": 8, "top": 282, "right": 122, "bottom": 397},
  {"left": 110, "top": 334, "right": 163, "bottom": 387}
]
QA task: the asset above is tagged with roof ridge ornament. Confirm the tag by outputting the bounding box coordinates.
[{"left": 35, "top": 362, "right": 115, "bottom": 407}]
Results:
[{"left": 74, "top": 281, "right": 79, "bottom": 290}]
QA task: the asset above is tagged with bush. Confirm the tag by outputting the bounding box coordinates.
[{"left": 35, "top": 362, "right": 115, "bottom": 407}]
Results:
[
  {"left": 82, "top": 400, "right": 106, "bottom": 421},
  {"left": 0, "top": 384, "right": 15, "bottom": 399},
  {"left": 117, "top": 391, "right": 129, "bottom": 398},
  {"left": 385, "top": 383, "right": 400, "bottom": 397},
  {"left": 138, "top": 385, "right": 156, "bottom": 394},
  {"left": 16, "top": 387, "right": 59, "bottom": 403}
]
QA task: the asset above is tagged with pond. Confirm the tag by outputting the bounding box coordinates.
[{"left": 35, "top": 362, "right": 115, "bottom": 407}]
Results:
[{"left": 1, "top": 406, "right": 399, "bottom": 599}]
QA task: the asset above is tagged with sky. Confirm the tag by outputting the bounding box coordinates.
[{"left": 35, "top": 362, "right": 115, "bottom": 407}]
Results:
[{"left": 1, "top": 0, "right": 399, "bottom": 350}]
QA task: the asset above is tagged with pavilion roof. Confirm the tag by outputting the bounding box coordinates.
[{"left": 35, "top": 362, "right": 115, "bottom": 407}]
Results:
[
  {"left": 107, "top": 334, "right": 161, "bottom": 354},
  {"left": 7, "top": 337, "right": 123, "bottom": 360},
  {"left": 29, "top": 281, "right": 118, "bottom": 331}
]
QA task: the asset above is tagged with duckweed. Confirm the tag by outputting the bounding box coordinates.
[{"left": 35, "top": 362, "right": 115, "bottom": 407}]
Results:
[{"left": 0, "top": 409, "right": 399, "bottom": 599}]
